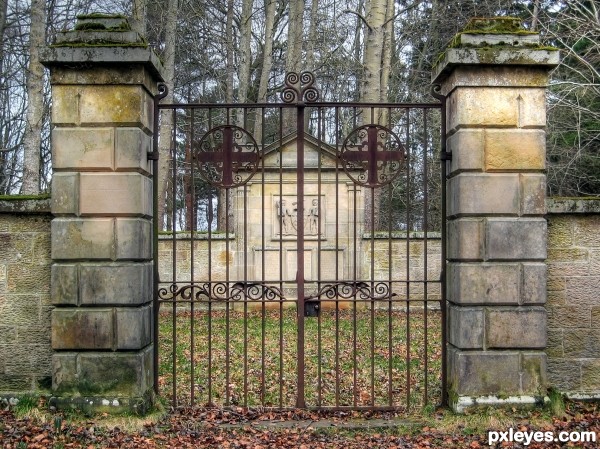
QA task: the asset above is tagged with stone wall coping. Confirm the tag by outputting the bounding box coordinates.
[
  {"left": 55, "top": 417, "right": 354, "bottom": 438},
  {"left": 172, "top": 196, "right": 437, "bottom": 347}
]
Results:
[
  {"left": 432, "top": 46, "right": 560, "bottom": 83},
  {"left": 158, "top": 232, "right": 235, "bottom": 241},
  {"left": 363, "top": 231, "right": 442, "bottom": 240},
  {"left": 546, "top": 197, "right": 600, "bottom": 214},
  {"left": 40, "top": 46, "right": 165, "bottom": 82},
  {"left": 0, "top": 196, "right": 51, "bottom": 214}
]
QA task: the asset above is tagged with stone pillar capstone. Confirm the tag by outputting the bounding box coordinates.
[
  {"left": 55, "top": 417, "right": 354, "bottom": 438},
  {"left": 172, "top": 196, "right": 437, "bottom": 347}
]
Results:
[
  {"left": 41, "top": 14, "right": 164, "bottom": 414},
  {"left": 432, "top": 17, "right": 559, "bottom": 412}
]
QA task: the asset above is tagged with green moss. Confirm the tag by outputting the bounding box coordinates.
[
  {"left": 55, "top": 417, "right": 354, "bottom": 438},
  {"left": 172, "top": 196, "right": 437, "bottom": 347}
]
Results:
[
  {"left": 463, "top": 17, "right": 526, "bottom": 33},
  {"left": 50, "top": 41, "right": 148, "bottom": 48},
  {"left": 77, "top": 13, "right": 127, "bottom": 20},
  {"left": 75, "top": 22, "right": 106, "bottom": 31},
  {"left": 0, "top": 193, "right": 50, "bottom": 201}
]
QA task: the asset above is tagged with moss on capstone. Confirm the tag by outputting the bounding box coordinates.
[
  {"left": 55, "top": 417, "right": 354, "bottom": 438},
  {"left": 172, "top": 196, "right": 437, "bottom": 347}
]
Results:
[
  {"left": 50, "top": 41, "right": 148, "bottom": 48},
  {"left": 77, "top": 13, "right": 127, "bottom": 20},
  {"left": 0, "top": 193, "right": 50, "bottom": 201},
  {"left": 463, "top": 17, "right": 528, "bottom": 34}
]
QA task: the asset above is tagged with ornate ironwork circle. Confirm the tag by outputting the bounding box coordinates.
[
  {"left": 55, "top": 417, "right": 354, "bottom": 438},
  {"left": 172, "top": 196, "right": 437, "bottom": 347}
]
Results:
[
  {"left": 194, "top": 125, "right": 260, "bottom": 188},
  {"left": 339, "top": 124, "right": 406, "bottom": 188}
]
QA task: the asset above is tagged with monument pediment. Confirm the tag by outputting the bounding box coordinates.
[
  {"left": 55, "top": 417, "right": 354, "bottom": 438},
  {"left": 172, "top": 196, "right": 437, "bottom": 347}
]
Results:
[{"left": 262, "top": 132, "right": 338, "bottom": 169}]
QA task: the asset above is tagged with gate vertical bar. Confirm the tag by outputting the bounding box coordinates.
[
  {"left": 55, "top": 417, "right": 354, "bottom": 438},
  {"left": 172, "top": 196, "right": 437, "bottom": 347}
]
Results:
[
  {"left": 152, "top": 84, "right": 168, "bottom": 395},
  {"left": 431, "top": 85, "right": 448, "bottom": 407},
  {"left": 296, "top": 101, "right": 306, "bottom": 408}
]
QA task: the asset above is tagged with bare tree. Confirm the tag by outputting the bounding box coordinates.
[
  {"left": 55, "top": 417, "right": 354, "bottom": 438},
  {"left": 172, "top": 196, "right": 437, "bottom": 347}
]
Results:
[{"left": 21, "top": 0, "right": 46, "bottom": 194}]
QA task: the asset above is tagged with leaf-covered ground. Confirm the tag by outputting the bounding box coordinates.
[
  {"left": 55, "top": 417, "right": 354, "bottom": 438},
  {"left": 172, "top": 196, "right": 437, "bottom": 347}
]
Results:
[{"left": 1, "top": 399, "right": 599, "bottom": 448}]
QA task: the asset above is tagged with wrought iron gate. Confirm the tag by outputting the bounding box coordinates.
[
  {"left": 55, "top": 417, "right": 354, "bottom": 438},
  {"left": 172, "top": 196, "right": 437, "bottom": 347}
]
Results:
[{"left": 152, "top": 72, "right": 447, "bottom": 411}]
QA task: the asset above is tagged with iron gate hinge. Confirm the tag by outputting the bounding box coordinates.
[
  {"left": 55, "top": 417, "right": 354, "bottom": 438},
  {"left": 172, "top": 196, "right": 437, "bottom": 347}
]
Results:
[{"left": 441, "top": 151, "right": 452, "bottom": 161}]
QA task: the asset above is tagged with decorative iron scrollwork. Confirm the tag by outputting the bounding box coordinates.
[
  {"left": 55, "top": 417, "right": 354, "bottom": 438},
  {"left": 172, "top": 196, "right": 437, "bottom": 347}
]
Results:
[
  {"left": 339, "top": 124, "right": 406, "bottom": 188},
  {"left": 194, "top": 125, "right": 260, "bottom": 188},
  {"left": 305, "top": 281, "right": 396, "bottom": 302},
  {"left": 158, "top": 282, "right": 285, "bottom": 303},
  {"left": 281, "top": 71, "right": 320, "bottom": 103}
]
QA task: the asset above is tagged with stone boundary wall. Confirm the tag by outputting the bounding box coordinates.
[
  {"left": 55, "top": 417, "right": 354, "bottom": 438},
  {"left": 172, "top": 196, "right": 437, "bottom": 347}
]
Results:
[
  {"left": 158, "top": 234, "right": 443, "bottom": 302},
  {"left": 0, "top": 197, "right": 52, "bottom": 393},
  {"left": 2, "top": 195, "right": 599, "bottom": 400},
  {"left": 546, "top": 197, "right": 600, "bottom": 398}
]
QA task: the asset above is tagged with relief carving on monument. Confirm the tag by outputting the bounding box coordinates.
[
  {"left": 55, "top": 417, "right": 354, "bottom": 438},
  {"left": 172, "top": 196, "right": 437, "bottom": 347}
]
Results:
[{"left": 273, "top": 195, "right": 324, "bottom": 239}]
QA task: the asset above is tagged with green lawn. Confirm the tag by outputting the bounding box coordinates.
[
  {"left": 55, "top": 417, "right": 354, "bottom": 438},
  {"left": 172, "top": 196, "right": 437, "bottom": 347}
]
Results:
[{"left": 158, "top": 304, "right": 442, "bottom": 411}]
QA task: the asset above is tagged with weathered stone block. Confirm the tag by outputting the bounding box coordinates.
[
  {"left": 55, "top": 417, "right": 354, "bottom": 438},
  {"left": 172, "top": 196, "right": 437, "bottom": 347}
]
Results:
[
  {"left": 115, "top": 128, "right": 152, "bottom": 173},
  {"left": 447, "top": 88, "right": 546, "bottom": 132},
  {"left": 448, "top": 174, "right": 520, "bottom": 217},
  {"left": 440, "top": 66, "right": 551, "bottom": 92},
  {"left": 51, "top": 173, "right": 79, "bottom": 215},
  {"left": 573, "top": 216, "right": 600, "bottom": 248},
  {"left": 485, "top": 307, "right": 546, "bottom": 348},
  {"left": 51, "top": 218, "right": 114, "bottom": 260},
  {"left": 76, "top": 346, "right": 153, "bottom": 396},
  {"left": 547, "top": 216, "right": 573, "bottom": 247},
  {"left": 115, "top": 305, "right": 152, "bottom": 350},
  {"left": 0, "top": 295, "right": 42, "bottom": 327},
  {"left": 521, "top": 352, "right": 547, "bottom": 394},
  {"left": 448, "top": 349, "right": 521, "bottom": 396},
  {"left": 581, "top": 360, "right": 600, "bottom": 391},
  {"left": 547, "top": 247, "right": 589, "bottom": 263},
  {"left": 80, "top": 262, "right": 152, "bottom": 305},
  {"left": 448, "top": 262, "right": 520, "bottom": 304},
  {"left": 51, "top": 264, "right": 78, "bottom": 305},
  {"left": 546, "top": 328, "right": 563, "bottom": 358},
  {"left": 4, "top": 344, "right": 52, "bottom": 376},
  {"left": 547, "top": 276, "right": 565, "bottom": 292},
  {"left": 522, "top": 263, "right": 546, "bottom": 305},
  {"left": 547, "top": 358, "right": 580, "bottom": 392},
  {"left": 520, "top": 174, "right": 546, "bottom": 216},
  {"left": 52, "top": 128, "right": 114, "bottom": 170},
  {"left": 447, "top": 129, "right": 484, "bottom": 174},
  {"left": 115, "top": 218, "right": 152, "bottom": 260},
  {"left": 80, "top": 173, "right": 152, "bottom": 217},
  {"left": 0, "top": 233, "right": 34, "bottom": 264},
  {"left": 563, "top": 329, "right": 600, "bottom": 358},
  {"left": 80, "top": 85, "right": 152, "bottom": 130},
  {"left": 565, "top": 277, "right": 600, "bottom": 307},
  {"left": 447, "top": 218, "right": 484, "bottom": 261},
  {"left": 547, "top": 289, "right": 566, "bottom": 306},
  {"left": 448, "top": 305, "right": 483, "bottom": 348},
  {"left": 52, "top": 352, "right": 78, "bottom": 393},
  {"left": 547, "top": 305, "right": 591, "bottom": 328},
  {"left": 486, "top": 218, "right": 546, "bottom": 260},
  {"left": 7, "top": 263, "right": 50, "bottom": 294},
  {"left": 52, "top": 308, "right": 113, "bottom": 350},
  {"left": 548, "top": 261, "right": 589, "bottom": 278},
  {"left": 484, "top": 130, "right": 545, "bottom": 171},
  {"left": 592, "top": 307, "right": 600, "bottom": 327},
  {"left": 52, "top": 85, "right": 80, "bottom": 125}
]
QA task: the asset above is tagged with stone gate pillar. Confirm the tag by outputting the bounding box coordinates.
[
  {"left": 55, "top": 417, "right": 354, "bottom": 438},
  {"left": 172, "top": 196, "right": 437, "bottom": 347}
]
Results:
[
  {"left": 41, "top": 15, "right": 164, "bottom": 413},
  {"left": 432, "top": 18, "right": 559, "bottom": 412}
]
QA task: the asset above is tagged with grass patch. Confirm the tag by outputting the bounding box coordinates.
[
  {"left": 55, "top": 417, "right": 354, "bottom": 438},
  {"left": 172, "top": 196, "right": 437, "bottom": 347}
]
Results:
[{"left": 158, "top": 305, "right": 442, "bottom": 411}]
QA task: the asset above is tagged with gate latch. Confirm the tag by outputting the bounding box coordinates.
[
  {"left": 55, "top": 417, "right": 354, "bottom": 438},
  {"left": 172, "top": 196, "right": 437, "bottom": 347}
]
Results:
[{"left": 305, "top": 300, "right": 320, "bottom": 317}]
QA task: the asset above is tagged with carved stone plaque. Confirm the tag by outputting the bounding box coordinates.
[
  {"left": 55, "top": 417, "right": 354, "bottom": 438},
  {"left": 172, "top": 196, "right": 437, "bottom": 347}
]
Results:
[{"left": 273, "top": 195, "right": 324, "bottom": 240}]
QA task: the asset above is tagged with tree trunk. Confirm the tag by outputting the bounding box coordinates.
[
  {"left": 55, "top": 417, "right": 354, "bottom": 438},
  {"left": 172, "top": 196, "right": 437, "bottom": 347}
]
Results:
[
  {"left": 236, "top": 0, "right": 253, "bottom": 117},
  {"left": 360, "top": 0, "right": 389, "bottom": 231},
  {"left": 157, "top": 0, "right": 178, "bottom": 230},
  {"left": 253, "top": 0, "right": 277, "bottom": 142},
  {"left": 21, "top": 0, "right": 46, "bottom": 194},
  {"left": 282, "top": 0, "right": 304, "bottom": 134},
  {"left": 217, "top": 0, "right": 236, "bottom": 233},
  {"left": 131, "top": 0, "right": 147, "bottom": 37}
]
